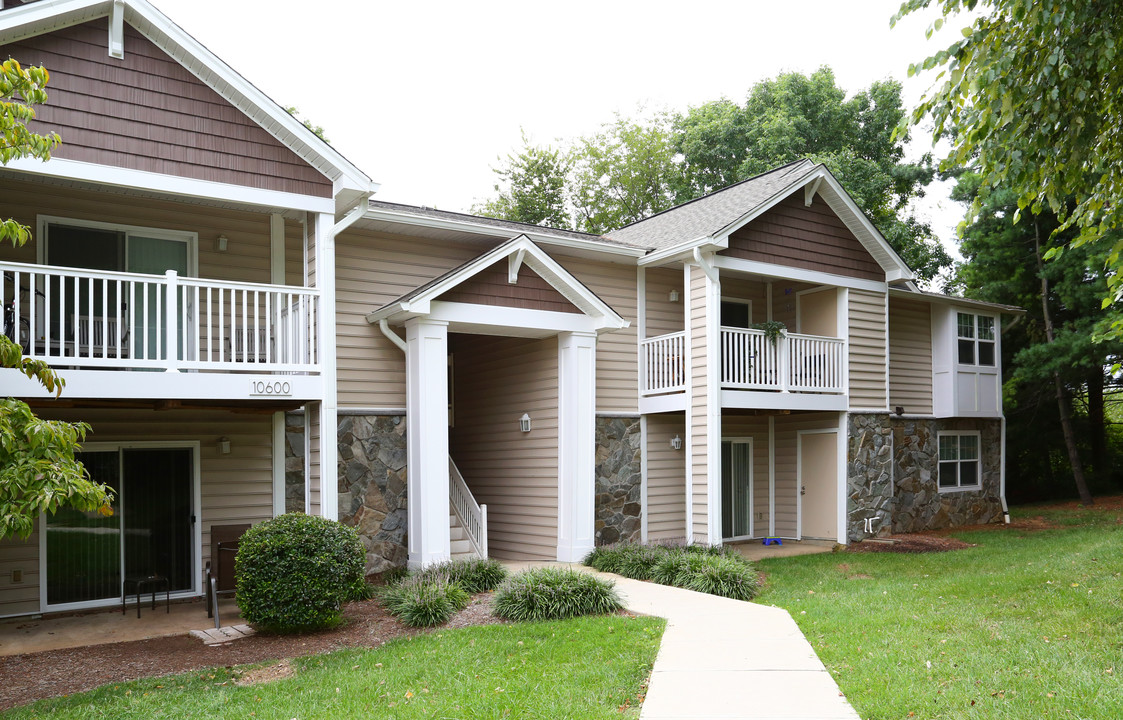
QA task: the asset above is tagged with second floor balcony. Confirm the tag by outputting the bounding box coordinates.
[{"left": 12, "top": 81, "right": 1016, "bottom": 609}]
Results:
[{"left": 640, "top": 327, "right": 846, "bottom": 398}]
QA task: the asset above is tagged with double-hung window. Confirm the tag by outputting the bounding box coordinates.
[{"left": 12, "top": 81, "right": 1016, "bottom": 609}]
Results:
[
  {"left": 957, "top": 313, "right": 996, "bottom": 366},
  {"left": 938, "top": 432, "right": 981, "bottom": 490}
]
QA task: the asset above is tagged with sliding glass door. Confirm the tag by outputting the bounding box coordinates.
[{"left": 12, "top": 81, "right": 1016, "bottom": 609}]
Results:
[
  {"left": 721, "top": 439, "right": 753, "bottom": 540},
  {"left": 45, "top": 446, "right": 196, "bottom": 609}
]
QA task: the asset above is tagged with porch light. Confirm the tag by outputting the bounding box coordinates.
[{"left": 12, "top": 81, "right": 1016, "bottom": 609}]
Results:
[
  {"left": 670, "top": 434, "right": 683, "bottom": 450},
  {"left": 668, "top": 290, "right": 680, "bottom": 302},
  {"left": 215, "top": 235, "right": 229, "bottom": 252},
  {"left": 217, "top": 436, "right": 231, "bottom": 454},
  {"left": 519, "top": 413, "right": 532, "bottom": 433}
]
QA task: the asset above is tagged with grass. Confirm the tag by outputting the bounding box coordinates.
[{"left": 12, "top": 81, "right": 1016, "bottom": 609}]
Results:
[
  {"left": 8, "top": 615, "right": 665, "bottom": 719},
  {"left": 756, "top": 500, "right": 1123, "bottom": 719}
]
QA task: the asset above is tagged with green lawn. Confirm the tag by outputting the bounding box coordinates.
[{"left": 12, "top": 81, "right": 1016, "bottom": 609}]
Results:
[
  {"left": 8, "top": 615, "right": 664, "bottom": 719},
  {"left": 756, "top": 501, "right": 1123, "bottom": 720}
]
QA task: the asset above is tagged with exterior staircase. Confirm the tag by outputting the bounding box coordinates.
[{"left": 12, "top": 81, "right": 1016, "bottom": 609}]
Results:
[
  {"left": 450, "top": 509, "right": 475, "bottom": 560},
  {"left": 449, "top": 457, "right": 487, "bottom": 559}
]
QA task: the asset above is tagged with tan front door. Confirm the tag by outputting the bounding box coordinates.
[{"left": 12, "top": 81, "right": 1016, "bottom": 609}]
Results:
[{"left": 799, "top": 430, "right": 838, "bottom": 540}]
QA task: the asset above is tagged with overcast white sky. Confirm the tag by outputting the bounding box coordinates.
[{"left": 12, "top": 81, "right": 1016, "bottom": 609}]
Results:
[{"left": 151, "top": 0, "right": 965, "bottom": 253}]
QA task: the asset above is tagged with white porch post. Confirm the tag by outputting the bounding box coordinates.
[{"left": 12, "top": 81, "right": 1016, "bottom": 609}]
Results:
[
  {"left": 557, "top": 330, "right": 597, "bottom": 562},
  {"left": 313, "top": 213, "right": 339, "bottom": 520},
  {"left": 406, "top": 317, "right": 450, "bottom": 569}
]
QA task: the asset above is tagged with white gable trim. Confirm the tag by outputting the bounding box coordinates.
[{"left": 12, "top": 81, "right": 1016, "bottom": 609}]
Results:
[
  {"left": 366, "top": 235, "right": 629, "bottom": 331},
  {"left": 0, "top": 0, "right": 376, "bottom": 204},
  {"left": 712, "top": 165, "right": 914, "bottom": 283}
]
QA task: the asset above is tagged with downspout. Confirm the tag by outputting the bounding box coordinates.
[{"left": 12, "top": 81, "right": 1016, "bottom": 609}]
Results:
[
  {"left": 692, "top": 247, "right": 719, "bottom": 283},
  {"left": 380, "top": 319, "right": 407, "bottom": 353}
]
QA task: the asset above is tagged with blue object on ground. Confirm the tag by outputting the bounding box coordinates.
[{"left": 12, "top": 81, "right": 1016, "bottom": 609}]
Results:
[{"left": 762, "top": 537, "right": 783, "bottom": 546}]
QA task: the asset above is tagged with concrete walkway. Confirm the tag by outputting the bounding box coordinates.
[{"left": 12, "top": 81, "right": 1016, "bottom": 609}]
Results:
[{"left": 611, "top": 575, "right": 858, "bottom": 720}]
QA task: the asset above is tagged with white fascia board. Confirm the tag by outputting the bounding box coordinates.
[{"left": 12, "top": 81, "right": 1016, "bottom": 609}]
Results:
[
  {"left": 636, "top": 237, "right": 728, "bottom": 267},
  {"left": 888, "top": 287, "right": 1025, "bottom": 315},
  {"left": 4, "top": 156, "right": 335, "bottom": 214},
  {"left": 427, "top": 301, "right": 603, "bottom": 335},
  {"left": 0, "top": 0, "right": 109, "bottom": 40},
  {"left": 639, "top": 393, "right": 688, "bottom": 414},
  {"left": 362, "top": 208, "right": 647, "bottom": 259},
  {"left": 2, "top": 368, "right": 325, "bottom": 400},
  {"left": 713, "top": 254, "right": 888, "bottom": 293},
  {"left": 721, "top": 390, "right": 848, "bottom": 412}
]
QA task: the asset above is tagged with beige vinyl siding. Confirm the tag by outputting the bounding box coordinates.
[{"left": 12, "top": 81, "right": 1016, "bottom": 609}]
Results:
[
  {"left": 688, "top": 265, "right": 710, "bottom": 542},
  {"left": 334, "top": 228, "right": 489, "bottom": 409},
  {"left": 848, "top": 288, "right": 889, "bottom": 410},
  {"left": 449, "top": 335, "right": 559, "bottom": 560},
  {"left": 889, "top": 298, "right": 934, "bottom": 415},
  {"left": 0, "top": 527, "right": 41, "bottom": 617},
  {"left": 773, "top": 412, "right": 840, "bottom": 538},
  {"left": 0, "top": 410, "right": 273, "bottom": 616},
  {"left": 0, "top": 179, "right": 305, "bottom": 287},
  {"left": 721, "top": 414, "right": 769, "bottom": 537},
  {"left": 556, "top": 256, "right": 639, "bottom": 415},
  {"left": 646, "top": 413, "right": 687, "bottom": 540},
  {"left": 645, "top": 266, "right": 685, "bottom": 337}
]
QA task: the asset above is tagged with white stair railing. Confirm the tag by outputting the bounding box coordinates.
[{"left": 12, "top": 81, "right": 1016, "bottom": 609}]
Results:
[{"left": 449, "top": 458, "right": 487, "bottom": 558}]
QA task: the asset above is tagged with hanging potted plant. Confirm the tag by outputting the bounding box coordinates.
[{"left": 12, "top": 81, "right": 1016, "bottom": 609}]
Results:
[{"left": 751, "top": 320, "right": 787, "bottom": 347}]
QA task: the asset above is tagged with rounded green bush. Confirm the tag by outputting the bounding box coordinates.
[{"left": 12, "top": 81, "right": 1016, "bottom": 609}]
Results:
[
  {"left": 235, "top": 513, "right": 366, "bottom": 633},
  {"left": 492, "top": 567, "right": 622, "bottom": 622}
]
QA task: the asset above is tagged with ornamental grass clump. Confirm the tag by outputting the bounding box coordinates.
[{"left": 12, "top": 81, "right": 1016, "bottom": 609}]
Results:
[
  {"left": 379, "top": 572, "right": 471, "bottom": 628},
  {"left": 492, "top": 567, "right": 622, "bottom": 622},
  {"left": 416, "top": 557, "right": 508, "bottom": 593},
  {"left": 235, "top": 513, "right": 366, "bottom": 633},
  {"left": 681, "top": 554, "right": 760, "bottom": 600},
  {"left": 590, "top": 541, "right": 761, "bottom": 601},
  {"left": 616, "top": 543, "right": 669, "bottom": 581}
]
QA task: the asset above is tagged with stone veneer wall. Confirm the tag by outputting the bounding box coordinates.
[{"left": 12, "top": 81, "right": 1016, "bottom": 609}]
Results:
[
  {"left": 285, "top": 412, "right": 409, "bottom": 574},
  {"left": 594, "top": 416, "right": 642, "bottom": 545},
  {"left": 847, "top": 413, "right": 1004, "bottom": 541},
  {"left": 890, "top": 417, "right": 1002, "bottom": 533},
  {"left": 846, "top": 413, "right": 895, "bottom": 541}
]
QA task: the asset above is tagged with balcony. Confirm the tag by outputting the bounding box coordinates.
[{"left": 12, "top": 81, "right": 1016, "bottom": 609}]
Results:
[
  {"left": 1, "top": 261, "right": 323, "bottom": 401},
  {"left": 641, "top": 327, "right": 846, "bottom": 401}
]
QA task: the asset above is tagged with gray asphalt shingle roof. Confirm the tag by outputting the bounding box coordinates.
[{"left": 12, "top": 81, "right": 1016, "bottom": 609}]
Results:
[{"left": 605, "top": 159, "right": 818, "bottom": 250}]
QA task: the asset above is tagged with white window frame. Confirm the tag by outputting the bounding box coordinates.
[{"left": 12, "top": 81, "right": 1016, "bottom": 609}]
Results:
[
  {"left": 956, "top": 312, "right": 996, "bottom": 368},
  {"left": 36, "top": 215, "right": 199, "bottom": 277},
  {"left": 719, "top": 296, "right": 753, "bottom": 329},
  {"left": 936, "top": 431, "right": 982, "bottom": 493},
  {"left": 38, "top": 441, "right": 203, "bottom": 613}
]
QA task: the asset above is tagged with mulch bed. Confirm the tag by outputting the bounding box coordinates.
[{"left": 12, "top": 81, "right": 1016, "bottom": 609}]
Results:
[
  {"left": 0, "top": 593, "right": 503, "bottom": 712},
  {"left": 846, "top": 534, "right": 973, "bottom": 554}
]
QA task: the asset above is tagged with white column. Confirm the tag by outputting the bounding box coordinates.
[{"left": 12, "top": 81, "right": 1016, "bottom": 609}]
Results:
[
  {"left": 272, "top": 411, "right": 286, "bottom": 517},
  {"left": 406, "top": 317, "right": 450, "bottom": 569},
  {"left": 314, "top": 212, "right": 338, "bottom": 520},
  {"left": 557, "top": 330, "right": 597, "bottom": 562}
]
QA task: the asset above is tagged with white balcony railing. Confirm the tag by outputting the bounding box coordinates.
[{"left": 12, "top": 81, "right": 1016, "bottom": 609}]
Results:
[
  {"left": 640, "top": 328, "right": 846, "bottom": 396},
  {"left": 1, "top": 261, "right": 321, "bottom": 374},
  {"left": 640, "top": 330, "right": 686, "bottom": 395}
]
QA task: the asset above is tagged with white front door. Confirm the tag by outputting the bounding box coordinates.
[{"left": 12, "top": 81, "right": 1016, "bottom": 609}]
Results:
[{"left": 798, "top": 430, "right": 838, "bottom": 540}]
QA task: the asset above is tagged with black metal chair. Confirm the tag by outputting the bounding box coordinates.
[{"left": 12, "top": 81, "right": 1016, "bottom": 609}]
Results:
[{"left": 205, "top": 523, "right": 250, "bottom": 629}]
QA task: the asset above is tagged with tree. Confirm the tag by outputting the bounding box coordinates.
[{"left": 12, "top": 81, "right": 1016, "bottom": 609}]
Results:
[
  {"left": 954, "top": 172, "right": 1123, "bottom": 503},
  {"left": 473, "top": 131, "right": 572, "bottom": 229},
  {"left": 1, "top": 59, "right": 113, "bottom": 539},
  {"left": 284, "top": 105, "right": 327, "bottom": 142},
  {"left": 569, "top": 111, "right": 680, "bottom": 234},
  {"left": 894, "top": 0, "right": 1123, "bottom": 317},
  {"left": 674, "top": 68, "right": 951, "bottom": 283}
]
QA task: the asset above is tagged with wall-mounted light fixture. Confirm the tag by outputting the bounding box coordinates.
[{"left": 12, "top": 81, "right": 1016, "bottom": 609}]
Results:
[
  {"left": 215, "top": 235, "right": 229, "bottom": 252},
  {"left": 894, "top": 406, "right": 905, "bottom": 416},
  {"left": 670, "top": 434, "right": 683, "bottom": 450},
  {"left": 520, "top": 413, "right": 531, "bottom": 433},
  {"left": 668, "top": 290, "right": 680, "bottom": 302},
  {"left": 217, "top": 436, "right": 231, "bottom": 454}
]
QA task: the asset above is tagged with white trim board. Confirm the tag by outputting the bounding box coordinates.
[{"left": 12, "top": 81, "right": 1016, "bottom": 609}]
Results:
[{"left": 713, "top": 254, "right": 888, "bottom": 293}]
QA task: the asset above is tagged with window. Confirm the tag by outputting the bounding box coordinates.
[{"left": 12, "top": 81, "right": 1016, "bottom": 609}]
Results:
[
  {"left": 938, "top": 433, "right": 981, "bottom": 490},
  {"left": 957, "top": 312, "right": 996, "bottom": 366},
  {"left": 720, "top": 299, "right": 751, "bottom": 328}
]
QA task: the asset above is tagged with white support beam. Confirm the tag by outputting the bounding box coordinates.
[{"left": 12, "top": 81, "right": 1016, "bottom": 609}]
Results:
[
  {"left": 272, "top": 411, "right": 286, "bottom": 517},
  {"left": 557, "top": 331, "right": 597, "bottom": 562},
  {"left": 270, "top": 213, "right": 286, "bottom": 285},
  {"left": 314, "top": 212, "right": 339, "bottom": 521},
  {"left": 405, "top": 317, "right": 451, "bottom": 569},
  {"left": 508, "top": 248, "right": 526, "bottom": 284},
  {"left": 804, "top": 176, "right": 823, "bottom": 207},
  {"left": 107, "top": 0, "right": 124, "bottom": 58}
]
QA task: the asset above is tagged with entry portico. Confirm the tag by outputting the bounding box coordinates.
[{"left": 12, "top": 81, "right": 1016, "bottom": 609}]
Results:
[{"left": 367, "top": 235, "right": 629, "bottom": 568}]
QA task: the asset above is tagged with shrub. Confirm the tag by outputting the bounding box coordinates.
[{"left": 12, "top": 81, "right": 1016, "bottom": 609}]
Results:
[
  {"left": 681, "top": 554, "right": 760, "bottom": 600},
  {"left": 583, "top": 542, "right": 637, "bottom": 574},
  {"left": 617, "top": 543, "right": 668, "bottom": 581},
  {"left": 379, "top": 573, "right": 470, "bottom": 628},
  {"left": 381, "top": 566, "right": 410, "bottom": 587},
  {"left": 235, "top": 513, "right": 366, "bottom": 633},
  {"left": 492, "top": 567, "right": 622, "bottom": 622},
  {"left": 416, "top": 557, "right": 508, "bottom": 593},
  {"left": 649, "top": 551, "right": 693, "bottom": 586}
]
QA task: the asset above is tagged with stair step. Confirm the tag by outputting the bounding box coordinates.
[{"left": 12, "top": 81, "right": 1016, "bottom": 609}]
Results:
[
  {"left": 450, "top": 526, "right": 466, "bottom": 541},
  {"left": 450, "top": 539, "right": 471, "bottom": 554},
  {"left": 451, "top": 552, "right": 476, "bottom": 561}
]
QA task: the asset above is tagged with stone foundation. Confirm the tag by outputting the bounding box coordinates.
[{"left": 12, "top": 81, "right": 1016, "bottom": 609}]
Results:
[
  {"left": 284, "top": 412, "right": 409, "bottom": 574},
  {"left": 847, "top": 413, "right": 1003, "bottom": 542},
  {"left": 594, "top": 416, "right": 642, "bottom": 545}
]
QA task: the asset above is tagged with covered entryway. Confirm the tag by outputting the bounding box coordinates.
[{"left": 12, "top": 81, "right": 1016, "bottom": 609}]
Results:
[
  {"left": 366, "top": 235, "right": 628, "bottom": 568},
  {"left": 798, "top": 429, "right": 839, "bottom": 540}
]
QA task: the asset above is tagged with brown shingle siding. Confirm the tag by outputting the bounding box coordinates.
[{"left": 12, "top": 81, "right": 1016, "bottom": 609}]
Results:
[
  {"left": 8, "top": 19, "right": 332, "bottom": 197},
  {"left": 724, "top": 195, "right": 884, "bottom": 281}
]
